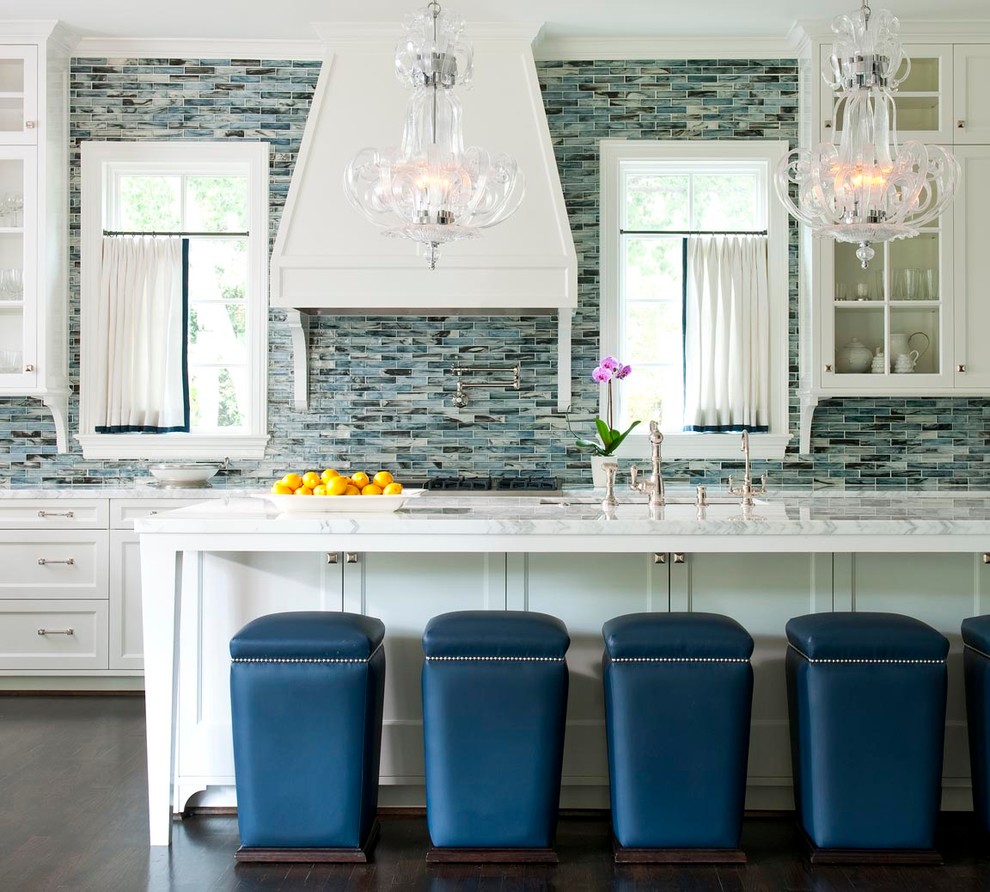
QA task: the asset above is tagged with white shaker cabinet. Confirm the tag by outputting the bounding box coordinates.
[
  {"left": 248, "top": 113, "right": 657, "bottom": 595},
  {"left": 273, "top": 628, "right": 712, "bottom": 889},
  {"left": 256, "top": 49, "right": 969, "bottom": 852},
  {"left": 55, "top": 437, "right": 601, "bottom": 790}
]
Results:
[
  {"left": 0, "top": 26, "right": 72, "bottom": 451},
  {"left": 953, "top": 146, "right": 990, "bottom": 389},
  {"left": 0, "top": 500, "right": 109, "bottom": 671},
  {"left": 953, "top": 45, "right": 990, "bottom": 144},
  {"left": 0, "top": 496, "right": 201, "bottom": 679}
]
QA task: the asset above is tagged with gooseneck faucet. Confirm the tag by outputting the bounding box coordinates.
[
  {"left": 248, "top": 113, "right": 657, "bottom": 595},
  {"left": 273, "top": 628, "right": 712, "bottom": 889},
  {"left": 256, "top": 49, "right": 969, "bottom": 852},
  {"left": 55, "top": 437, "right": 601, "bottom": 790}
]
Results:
[
  {"left": 728, "top": 430, "right": 767, "bottom": 508},
  {"left": 629, "top": 421, "right": 665, "bottom": 508}
]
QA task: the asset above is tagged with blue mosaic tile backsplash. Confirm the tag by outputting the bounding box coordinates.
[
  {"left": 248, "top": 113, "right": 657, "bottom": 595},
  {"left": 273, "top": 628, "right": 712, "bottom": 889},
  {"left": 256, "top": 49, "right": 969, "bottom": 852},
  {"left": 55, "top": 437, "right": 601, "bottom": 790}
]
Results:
[{"left": 0, "top": 55, "right": 987, "bottom": 489}]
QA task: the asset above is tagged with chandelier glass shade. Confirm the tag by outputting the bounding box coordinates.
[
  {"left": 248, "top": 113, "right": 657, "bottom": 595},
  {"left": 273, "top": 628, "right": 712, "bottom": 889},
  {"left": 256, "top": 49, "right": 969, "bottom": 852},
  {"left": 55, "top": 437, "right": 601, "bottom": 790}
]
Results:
[
  {"left": 343, "top": 1, "right": 525, "bottom": 268},
  {"left": 774, "top": 1, "right": 960, "bottom": 268}
]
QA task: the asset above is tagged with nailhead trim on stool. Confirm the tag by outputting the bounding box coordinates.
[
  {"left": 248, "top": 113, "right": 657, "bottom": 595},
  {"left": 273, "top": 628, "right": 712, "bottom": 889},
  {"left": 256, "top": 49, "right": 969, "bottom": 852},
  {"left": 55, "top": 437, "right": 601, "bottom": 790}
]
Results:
[{"left": 788, "top": 644, "right": 945, "bottom": 665}]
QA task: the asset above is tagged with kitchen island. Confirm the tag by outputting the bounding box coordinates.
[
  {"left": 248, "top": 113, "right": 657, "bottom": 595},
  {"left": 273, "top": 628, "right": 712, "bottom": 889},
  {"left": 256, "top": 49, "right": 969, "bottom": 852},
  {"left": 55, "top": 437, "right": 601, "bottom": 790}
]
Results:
[{"left": 138, "top": 490, "right": 990, "bottom": 845}]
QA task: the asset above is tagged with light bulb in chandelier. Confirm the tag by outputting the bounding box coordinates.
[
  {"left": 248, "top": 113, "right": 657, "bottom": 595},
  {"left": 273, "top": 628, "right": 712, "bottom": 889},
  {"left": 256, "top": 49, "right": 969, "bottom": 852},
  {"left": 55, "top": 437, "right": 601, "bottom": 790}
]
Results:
[
  {"left": 343, "top": 1, "right": 525, "bottom": 269},
  {"left": 773, "top": 0, "right": 959, "bottom": 268}
]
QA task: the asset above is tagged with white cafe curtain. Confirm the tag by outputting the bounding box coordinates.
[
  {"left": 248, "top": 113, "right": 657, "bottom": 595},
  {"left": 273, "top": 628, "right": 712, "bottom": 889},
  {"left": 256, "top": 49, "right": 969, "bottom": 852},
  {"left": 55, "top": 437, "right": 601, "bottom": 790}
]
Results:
[
  {"left": 683, "top": 234, "right": 769, "bottom": 432},
  {"left": 95, "top": 236, "right": 188, "bottom": 433}
]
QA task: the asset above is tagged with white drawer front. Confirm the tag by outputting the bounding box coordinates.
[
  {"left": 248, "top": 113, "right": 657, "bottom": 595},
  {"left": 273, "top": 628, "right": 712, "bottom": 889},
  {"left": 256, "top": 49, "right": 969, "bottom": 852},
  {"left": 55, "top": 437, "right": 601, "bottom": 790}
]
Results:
[
  {"left": 111, "top": 499, "right": 204, "bottom": 530},
  {"left": 0, "top": 600, "right": 109, "bottom": 670},
  {"left": 0, "top": 499, "right": 108, "bottom": 530},
  {"left": 0, "top": 531, "right": 108, "bottom": 600}
]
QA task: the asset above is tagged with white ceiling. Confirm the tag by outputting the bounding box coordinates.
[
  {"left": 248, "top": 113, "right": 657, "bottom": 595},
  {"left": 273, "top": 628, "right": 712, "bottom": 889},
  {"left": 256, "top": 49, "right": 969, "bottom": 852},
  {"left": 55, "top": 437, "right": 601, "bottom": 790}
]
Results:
[{"left": 0, "top": 0, "right": 986, "bottom": 43}]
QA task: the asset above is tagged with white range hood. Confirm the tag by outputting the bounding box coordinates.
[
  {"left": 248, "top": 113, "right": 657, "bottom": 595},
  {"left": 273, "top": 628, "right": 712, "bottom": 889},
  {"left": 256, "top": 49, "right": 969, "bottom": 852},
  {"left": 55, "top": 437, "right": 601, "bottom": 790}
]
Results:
[
  {"left": 270, "top": 21, "right": 577, "bottom": 412},
  {"left": 271, "top": 21, "right": 577, "bottom": 314}
]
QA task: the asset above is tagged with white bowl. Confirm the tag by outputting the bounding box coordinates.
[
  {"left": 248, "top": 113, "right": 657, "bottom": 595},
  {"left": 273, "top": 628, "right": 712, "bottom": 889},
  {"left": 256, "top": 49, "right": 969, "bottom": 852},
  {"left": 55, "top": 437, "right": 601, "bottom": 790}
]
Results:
[
  {"left": 255, "top": 490, "right": 423, "bottom": 514},
  {"left": 148, "top": 463, "right": 220, "bottom": 488}
]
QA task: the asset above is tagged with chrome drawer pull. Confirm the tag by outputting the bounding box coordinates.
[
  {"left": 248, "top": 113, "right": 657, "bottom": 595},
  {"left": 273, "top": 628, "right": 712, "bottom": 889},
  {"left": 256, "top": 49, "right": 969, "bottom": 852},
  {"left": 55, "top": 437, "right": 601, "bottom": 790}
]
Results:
[
  {"left": 37, "top": 557, "right": 75, "bottom": 566},
  {"left": 37, "top": 510, "right": 74, "bottom": 518},
  {"left": 37, "top": 628, "right": 74, "bottom": 636}
]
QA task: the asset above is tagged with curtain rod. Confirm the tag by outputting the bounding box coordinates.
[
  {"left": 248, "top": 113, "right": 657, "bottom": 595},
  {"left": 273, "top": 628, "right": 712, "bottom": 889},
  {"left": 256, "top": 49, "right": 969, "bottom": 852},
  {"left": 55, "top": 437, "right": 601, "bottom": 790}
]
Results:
[
  {"left": 620, "top": 229, "right": 767, "bottom": 236},
  {"left": 103, "top": 230, "right": 249, "bottom": 237}
]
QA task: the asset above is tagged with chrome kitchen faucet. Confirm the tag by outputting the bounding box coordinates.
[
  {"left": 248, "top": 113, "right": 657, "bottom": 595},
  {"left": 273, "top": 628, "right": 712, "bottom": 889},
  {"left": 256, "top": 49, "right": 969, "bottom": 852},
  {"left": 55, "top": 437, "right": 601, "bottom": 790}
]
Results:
[{"left": 629, "top": 421, "right": 665, "bottom": 509}]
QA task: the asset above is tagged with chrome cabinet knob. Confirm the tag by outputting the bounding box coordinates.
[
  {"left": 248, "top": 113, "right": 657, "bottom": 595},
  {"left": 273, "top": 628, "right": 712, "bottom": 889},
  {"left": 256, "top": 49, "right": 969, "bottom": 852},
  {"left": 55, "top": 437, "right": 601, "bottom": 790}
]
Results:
[
  {"left": 25, "top": 120, "right": 36, "bottom": 129},
  {"left": 958, "top": 364, "right": 967, "bottom": 373},
  {"left": 824, "top": 363, "right": 833, "bottom": 373},
  {"left": 958, "top": 120, "right": 966, "bottom": 129}
]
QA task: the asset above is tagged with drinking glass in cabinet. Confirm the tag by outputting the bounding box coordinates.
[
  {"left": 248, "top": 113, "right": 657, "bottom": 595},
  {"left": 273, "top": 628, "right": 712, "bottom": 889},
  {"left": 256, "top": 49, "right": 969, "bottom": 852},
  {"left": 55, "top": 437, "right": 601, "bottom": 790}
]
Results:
[
  {"left": 0, "top": 269, "right": 22, "bottom": 300},
  {"left": 892, "top": 268, "right": 938, "bottom": 301},
  {"left": 0, "top": 193, "right": 23, "bottom": 227},
  {"left": 0, "top": 350, "right": 22, "bottom": 373}
]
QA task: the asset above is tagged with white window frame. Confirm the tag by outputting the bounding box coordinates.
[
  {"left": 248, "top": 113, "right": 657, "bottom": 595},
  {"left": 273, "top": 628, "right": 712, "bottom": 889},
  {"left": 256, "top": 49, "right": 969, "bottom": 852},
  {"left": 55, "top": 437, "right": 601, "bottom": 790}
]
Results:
[
  {"left": 77, "top": 141, "right": 270, "bottom": 460},
  {"left": 600, "top": 139, "right": 791, "bottom": 461}
]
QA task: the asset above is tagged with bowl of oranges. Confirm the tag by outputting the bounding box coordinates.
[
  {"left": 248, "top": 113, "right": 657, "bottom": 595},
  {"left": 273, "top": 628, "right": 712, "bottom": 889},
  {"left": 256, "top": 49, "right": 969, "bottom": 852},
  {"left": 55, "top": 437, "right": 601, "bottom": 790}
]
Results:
[{"left": 256, "top": 469, "right": 420, "bottom": 513}]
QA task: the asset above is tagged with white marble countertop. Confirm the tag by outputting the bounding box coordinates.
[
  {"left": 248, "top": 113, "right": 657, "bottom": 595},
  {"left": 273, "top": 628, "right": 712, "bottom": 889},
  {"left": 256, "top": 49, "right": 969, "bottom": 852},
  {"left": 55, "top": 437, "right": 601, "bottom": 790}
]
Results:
[
  {"left": 0, "top": 484, "right": 251, "bottom": 499},
  {"left": 123, "top": 489, "right": 990, "bottom": 553}
]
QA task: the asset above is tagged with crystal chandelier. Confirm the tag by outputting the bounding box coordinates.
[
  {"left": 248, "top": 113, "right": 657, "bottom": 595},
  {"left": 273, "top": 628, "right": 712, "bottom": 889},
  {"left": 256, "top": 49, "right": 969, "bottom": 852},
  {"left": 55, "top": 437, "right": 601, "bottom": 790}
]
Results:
[
  {"left": 343, "top": 1, "right": 525, "bottom": 270},
  {"left": 774, "top": 0, "right": 959, "bottom": 268}
]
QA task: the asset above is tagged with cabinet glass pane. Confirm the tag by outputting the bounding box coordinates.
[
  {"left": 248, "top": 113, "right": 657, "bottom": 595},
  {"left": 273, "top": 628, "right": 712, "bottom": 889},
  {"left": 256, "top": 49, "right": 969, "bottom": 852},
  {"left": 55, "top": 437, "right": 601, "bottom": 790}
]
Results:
[
  {"left": 890, "top": 232, "right": 940, "bottom": 301},
  {"left": 0, "top": 58, "right": 25, "bottom": 134},
  {"left": 0, "top": 155, "right": 26, "bottom": 373},
  {"left": 890, "top": 308, "right": 938, "bottom": 374},
  {"left": 834, "top": 242, "right": 883, "bottom": 302},
  {"left": 900, "top": 57, "right": 939, "bottom": 92},
  {"left": 835, "top": 306, "right": 883, "bottom": 373},
  {"left": 895, "top": 96, "right": 940, "bottom": 132}
]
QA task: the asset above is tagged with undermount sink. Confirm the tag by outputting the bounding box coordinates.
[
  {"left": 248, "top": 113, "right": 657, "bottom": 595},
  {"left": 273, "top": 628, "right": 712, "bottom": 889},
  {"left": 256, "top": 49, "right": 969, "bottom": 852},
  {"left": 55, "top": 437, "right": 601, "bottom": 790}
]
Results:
[{"left": 536, "top": 496, "right": 783, "bottom": 520}]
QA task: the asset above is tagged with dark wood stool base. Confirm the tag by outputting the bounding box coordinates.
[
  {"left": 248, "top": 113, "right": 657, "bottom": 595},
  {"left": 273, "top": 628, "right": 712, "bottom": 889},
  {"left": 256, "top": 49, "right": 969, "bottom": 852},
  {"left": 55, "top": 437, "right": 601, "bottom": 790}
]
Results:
[
  {"left": 235, "top": 819, "right": 380, "bottom": 863},
  {"left": 801, "top": 827, "right": 942, "bottom": 865},
  {"left": 613, "top": 838, "right": 746, "bottom": 864},
  {"left": 427, "top": 846, "right": 558, "bottom": 864}
]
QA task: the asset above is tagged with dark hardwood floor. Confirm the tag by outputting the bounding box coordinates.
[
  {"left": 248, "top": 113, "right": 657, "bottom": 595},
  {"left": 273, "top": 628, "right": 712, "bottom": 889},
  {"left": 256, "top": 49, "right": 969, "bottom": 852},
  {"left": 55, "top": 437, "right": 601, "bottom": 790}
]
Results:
[{"left": 2, "top": 695, "right": 990, "bottom": 891}]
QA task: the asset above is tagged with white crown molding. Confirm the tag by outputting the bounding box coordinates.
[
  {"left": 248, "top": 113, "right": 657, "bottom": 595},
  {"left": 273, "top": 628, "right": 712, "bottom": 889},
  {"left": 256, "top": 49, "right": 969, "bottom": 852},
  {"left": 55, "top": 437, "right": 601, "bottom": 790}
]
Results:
[
  {"left": 312, "top": 20, "right": 542, "bottom": 45},
  {"left": 0, "top": 18, "right": 77, "bottom": 48},
  {"left": 73, "top": 37, "right": 324, "bottom": 60},
  {"left": 786, "top": 23, "right": 813, "bottom": 60},
  {"left": 796, "top": 17, "right": 990, "bottom": 43},
  {"left": 533, "top": 35, "right": 798, "bottom": 62}
]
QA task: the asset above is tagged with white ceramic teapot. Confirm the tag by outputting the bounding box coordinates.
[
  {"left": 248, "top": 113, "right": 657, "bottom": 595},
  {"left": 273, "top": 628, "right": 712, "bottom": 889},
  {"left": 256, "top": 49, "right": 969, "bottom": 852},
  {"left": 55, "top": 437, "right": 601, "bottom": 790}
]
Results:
[{"left": 837, "top": 337, "right": 873, "bottom": 373}]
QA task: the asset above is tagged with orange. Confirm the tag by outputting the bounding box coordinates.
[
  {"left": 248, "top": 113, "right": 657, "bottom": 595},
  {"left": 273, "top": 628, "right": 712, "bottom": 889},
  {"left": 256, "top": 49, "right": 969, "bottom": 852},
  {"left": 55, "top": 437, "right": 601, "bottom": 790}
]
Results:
[
  {"left": 351, "top": 471, "right": 370, "bottom": 488},
  {"left": 321, "top": 469, "right": 340, "bottom": 484},
  {"left": 373, "top": 471, "right": 394, "bottom": 488},
  {"left": 361, "top": 484, "right": 383, "bottom": 496},
  {"left": 312, "top": 485, "right": 328, "bottom": 496},
  {"left": 281, "top": 472, "right": 303, "bottom": 491},
  {"left": 302, "top": 471, "right": 321, "bottom": 490},
  {"left": 344, "top": 484, "right": 361, "bottom": 496},
  {"left": 295, "top": 486, "right": 314, "bottom": 496},
  {"left": 383, "top": 482, "right": 403, "bottom": 495},
  {"left": 327, "top": 476, "right": 350, "bottom": 496},
  {"left": 271, "top": 482, "right": 293, "bottom": 495}
]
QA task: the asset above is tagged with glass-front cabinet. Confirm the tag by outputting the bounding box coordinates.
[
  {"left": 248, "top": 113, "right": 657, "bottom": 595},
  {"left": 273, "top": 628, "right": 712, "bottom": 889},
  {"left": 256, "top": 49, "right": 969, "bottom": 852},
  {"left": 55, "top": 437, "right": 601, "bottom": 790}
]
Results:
[
  {"left": 0, "top": 28, "right": 70, "bottom": 451},
  {"left": 0, "top": 46, "right": 37, "bottom": 143},
  {"left": 821, "top": 44, "right": 955, "bottom": 145},
  {"left": 0, "top": 147, "right": 36, "bottom": 389},
  {"left": 821, "top": 216, "right": 953, "bottom": 391}
]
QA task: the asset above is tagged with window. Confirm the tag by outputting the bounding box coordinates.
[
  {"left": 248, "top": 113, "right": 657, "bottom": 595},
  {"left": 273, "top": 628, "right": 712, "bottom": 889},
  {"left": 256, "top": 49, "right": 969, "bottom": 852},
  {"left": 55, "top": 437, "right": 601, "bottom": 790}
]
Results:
[
  {"left": 600, "top": 140, "right": 791, "bottom": 460},
  {"left": 79, "top": 142, "right": 269, "bottom": 459}
]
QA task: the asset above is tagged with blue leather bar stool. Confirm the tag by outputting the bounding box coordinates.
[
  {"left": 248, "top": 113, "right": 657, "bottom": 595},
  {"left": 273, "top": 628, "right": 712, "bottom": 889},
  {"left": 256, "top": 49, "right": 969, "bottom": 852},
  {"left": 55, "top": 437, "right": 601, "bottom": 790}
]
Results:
[
  {"left": 602, "top": 612, "right": 754, "bottom": 863},
  {"left": 962, "top": 615, "right": 990, "bottom": 836},
  {"left": 786, "top": 612, "right": 948, "bottom": 864},
  {"left": 421, "top": 610, "right": 570, "bottom": 862},
  {"left": 229, "top": 611, "right": 386, "bottom": 862}
]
